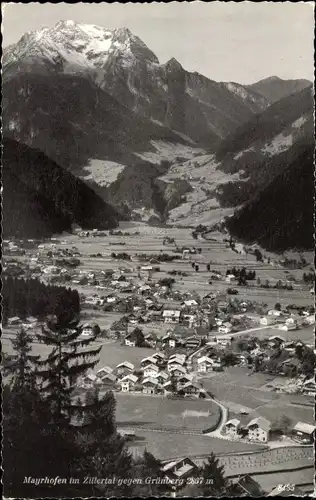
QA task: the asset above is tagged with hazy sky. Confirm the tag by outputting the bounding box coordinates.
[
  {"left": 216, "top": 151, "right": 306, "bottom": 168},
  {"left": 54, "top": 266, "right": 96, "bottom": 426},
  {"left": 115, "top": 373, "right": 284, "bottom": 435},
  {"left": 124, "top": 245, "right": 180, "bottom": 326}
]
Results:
[{"left": 2, "top": 2, "right": 314, "bottom": 84}]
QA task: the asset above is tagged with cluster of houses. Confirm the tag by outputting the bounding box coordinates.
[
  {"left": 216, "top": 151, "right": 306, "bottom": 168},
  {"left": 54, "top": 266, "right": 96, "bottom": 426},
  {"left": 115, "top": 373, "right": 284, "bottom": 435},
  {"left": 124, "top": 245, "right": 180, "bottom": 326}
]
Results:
[
  {"left": 224, "top": 416, "right": 315, "bottom": 445},
  {"left": 80, "top": 351, "right": 207, "bottom": 398},
  {"left": 259, "top": 308, "right": 315, "bottom": 330}
]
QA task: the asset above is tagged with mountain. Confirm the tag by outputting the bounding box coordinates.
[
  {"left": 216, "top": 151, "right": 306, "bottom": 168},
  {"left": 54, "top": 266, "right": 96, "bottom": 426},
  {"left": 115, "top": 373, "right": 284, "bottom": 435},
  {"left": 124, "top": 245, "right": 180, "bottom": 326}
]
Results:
[
  {"left": 2, "top": 138, "right": 119, "bottom": 238},
  {"left": 2, "top": 72, "right": 186, "bottom": 173},
  {"left": 3, "top": 20, "right": 270, "bottom": 146},
  {"left": 247, "top": 76, "right": 312, "bottom": 104},
  {"left": 214, "top": 85, "right": 314, "bottom": 207},
  {"left": 225, "top": 143, "right": 314, "bottom": 251}
]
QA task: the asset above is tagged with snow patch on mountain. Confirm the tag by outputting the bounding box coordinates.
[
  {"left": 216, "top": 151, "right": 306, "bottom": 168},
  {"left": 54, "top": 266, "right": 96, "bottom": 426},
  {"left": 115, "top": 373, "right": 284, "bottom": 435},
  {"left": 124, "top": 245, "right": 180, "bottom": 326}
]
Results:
[{"left": 262, "top": 133, "right": 293, "bottom": 156}]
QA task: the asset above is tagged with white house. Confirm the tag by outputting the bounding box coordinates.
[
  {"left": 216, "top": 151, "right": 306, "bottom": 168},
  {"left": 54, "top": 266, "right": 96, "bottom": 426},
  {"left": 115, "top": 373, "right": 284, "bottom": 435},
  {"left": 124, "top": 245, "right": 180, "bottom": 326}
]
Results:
[
  {"left": 197, "top": 356, "right": 219, "bottom": 373},
  {"left": 142, "top": 377, "right": 159, "bottom": 394},
  {"left": 169, "top": 365, "right": 187, "bottom": 377},
  {"left": 246, "top": 417, "right": 271, "bottom": 443},
  {"left": 81, "top": 323, "right": 94, "bottom": 336},
  {"left": 225, "top": 419, "right": 241, "bottom": 437},
  {"left": 97, "top": 366, "right": 113, "bottom": 378},
  {"left": 141, "top": 356, "right": 158, "bottom": 367},
  {"left": 302, "top": 378, "right": 316, "bottom": 396},
  {"left": 260, "top": 316, "right": 276, "bottom": 326},
  {"left": 163, "top": 310, "right": 181, "bottom": 324},
  {"left": 143, "top": 364, "right": 159, "bottom": 378},
  {"left": 268, "top": 309, "right": 283, "bottom": 317},
  {"left": 120, "top": 374, "right": 138, "bottom": 392},
  {"left": 218, "top": 322, "right": 232, "bottom": 334},
  {"left": 116, "top": 361, "right": 135, "bottom": 376}
]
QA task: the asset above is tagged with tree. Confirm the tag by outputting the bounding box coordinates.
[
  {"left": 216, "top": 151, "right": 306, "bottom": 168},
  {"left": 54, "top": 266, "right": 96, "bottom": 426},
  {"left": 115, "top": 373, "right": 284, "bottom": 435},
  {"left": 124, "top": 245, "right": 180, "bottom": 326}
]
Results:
[
  {"left": 195, "top": 264, "right": 199, "bottom": 272},
  {"left": 132, "top": 327, "right": 145, "bottom": 347},
  {"left": 274, "top": 302, "right": 281, "bottom": 311},
  {"left": 194, "top": 454, "right": 227, "bottom": 496},
  {"left": 254, "top": 249, "right": 263, "bottom": 262},
  {"left": 271, "top": 415, "right": 292, "bottom": 435},
  {"left": 35, "top": 314, "right": 101, "bottom": 425},
  {"left": 206, "top": 263, "right": 211, "bottom": 272},
  {"left": 132, "top": 451, "right": 168, "bottom": 496},
  {"left": 170, "top": 373, "right": 178, "bottom": 395}
]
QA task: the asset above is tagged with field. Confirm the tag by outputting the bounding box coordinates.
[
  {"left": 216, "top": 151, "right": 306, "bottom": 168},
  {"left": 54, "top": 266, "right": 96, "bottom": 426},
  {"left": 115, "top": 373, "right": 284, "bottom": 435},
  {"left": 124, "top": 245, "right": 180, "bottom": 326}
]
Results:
[
  {"left": 200, "top": 367, "right": 314, "bottom": 425},
  {"left": 127, "top": 430, "right": 265, "bottom": 460},
  {"left": 115, "top": 393, "right": 221, "bottom": 432}
]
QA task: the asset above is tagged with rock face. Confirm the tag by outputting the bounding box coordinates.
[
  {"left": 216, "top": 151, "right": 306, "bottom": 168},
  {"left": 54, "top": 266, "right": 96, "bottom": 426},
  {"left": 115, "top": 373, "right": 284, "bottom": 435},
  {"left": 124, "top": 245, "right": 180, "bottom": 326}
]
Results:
[{"left": 3, "top": 20, "right": 272, "bottom": 146}]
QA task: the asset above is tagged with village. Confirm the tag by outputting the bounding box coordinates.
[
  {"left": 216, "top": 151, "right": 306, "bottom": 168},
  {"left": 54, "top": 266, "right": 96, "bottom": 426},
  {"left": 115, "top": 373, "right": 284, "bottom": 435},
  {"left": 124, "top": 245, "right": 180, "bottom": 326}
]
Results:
[{"left": 2, "top": 222, "right": 315, "bottom": 495}]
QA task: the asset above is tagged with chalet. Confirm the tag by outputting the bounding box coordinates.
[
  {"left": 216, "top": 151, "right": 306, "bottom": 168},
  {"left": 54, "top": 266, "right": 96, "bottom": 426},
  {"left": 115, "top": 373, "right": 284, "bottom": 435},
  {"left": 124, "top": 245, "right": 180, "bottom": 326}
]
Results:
[
  {"left": 142, "top": 364, "right": 159, "bottom": 378},
  {"left": 302, "top": 314, "right": 315, "bottom": 325},
  {"left": 285, "top": 315, "right": 303, "bottom": 328},
  {"left": 8, "top": 316, "right": 22, "bottom": 326},
  {"left": 184, "top": 336, "right": 201, "bottom": 350},
  {"left": 182, "top": 299, "right": 199, "bottom": 308},
  {"left": 268, "top": 309, "right": 283, "bottom": 317},
  {"left": 162, "top": 334, "right": 179, "bottom": 349},
  {"left": 142, "top": 377, "right": 159, "bottom": 394},
  {"left": 152, "top": 352, "right": 165, "bottom": 362},
  {"left": 163, "top": 310, "right": 181, "bottom": 324},
  {"left": 140, "top": 356, "right": 158, "bottom": 368},
  {"left": 81, "top": 323, "right": 94, "bottom": 336},
  {"left": 246, "top": 417, "right": 271, "bottom": 443},
  {"left": 144, "top": 334, "right": 158, "bottom": 348},
  {"left": 120, "top": 374, "right": 138, "bottom": 392},
  {"left": 116, "top": 361, "right": 135, "bottom": 376},
  {"left": 197, "top": 356, "right": 221, "bottom": 373},
  {"left": 218, "top": 322, "right": 233, "bottom": 334},
  {"left": 181, "top": 382, "right": 200, "bottom": 396},
  {"left": 292, "top": 422, "right": 315, "bottom": 444},
  {"left": 124, "top": 334, "right": 136, "bottom": 347},
  {"left": 216, "top": 337, "right": 232, "bottom": 348},
  {"left": 225, "top": 419, "right": 241, "bottom": 437},
  {"left": 182, "top": 313, "right": 197, "bottom": 327},
  {"left": 169, "top": 365, "right": 187, "bottom": 377},
  {"left": 97, "top": 366, "right": 113, "bottom": 378},
  {"left": 99, "top": 372, "right": 117, "bottom": 389},
  {"left": 156, "top": 372, "right": 169, "bottom": 384},
  {"left": 162, "top": 457, "right": 198, "bottom": 481},
  {"left": 229, "top": 475, "right": 263, "bottom": 497},
  {"left": 226, "top": 274, "right": 236, "bottom": 283},
  {"left": 301, "top": 378, "right": 316, "bottom": 396},
  {"left": 278, "top": 323, "right": 297, "bottom": 332},
  {"left": 260, "top": 316, "right": 277, "bottom": 326},
  {"left": 167, "top": 355, "right": 186, "bottom": 367}
]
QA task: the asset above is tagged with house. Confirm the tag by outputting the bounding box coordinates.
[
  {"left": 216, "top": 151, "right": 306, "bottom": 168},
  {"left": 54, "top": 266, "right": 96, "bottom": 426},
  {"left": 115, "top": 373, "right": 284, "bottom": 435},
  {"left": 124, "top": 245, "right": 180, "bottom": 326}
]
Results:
[
  {"left": 268, "top": 309, "right": 283, "bottom": 317},
  {"left": 302, "top": 314, "right": 315, "bottom": 325},
  {"left": 260, "top": 316, "right": 277, "bottom": 326},
  {"left": 229, "top": 475, "right": 263, "bottom": 497},
  {"left": 169, "top": 365, "right": 187, "bottom": 377},
  {"left": 97, "top": 366, "right": 113, "bottom": 378},
  {"left": 162, "top": 457, "right": 198, "bottom": 481},
  {"left": 177, "top": 374, "right": 194, "bottom": 387},
  {"left": 81, "top": 323, "right": 94, "bottom": 336},
  {"left": 292, "top": 422, "right": 315, "bottom": 444},
  {"left": 142, "top": 364, "right": 159, "bottom": 378},
  {"left": 184, "top": 336, "right": 201, "bottom": 350},
  {"left": 182, "top": 299, "right": 199, "bottom": 308},
  {"left": 268, "top": 335, "right": 285, "bottom": 346},
  {"left": 156, "top": 372, "right": 169, "bottom": 384},
  {"left": 301, "top": 378, "right": 316, "bottom": 396},
  {"left": 142, "top": 377, "right": 159, "bottom": 394},
  {"left": 140, "top": 356, "right": 158, "bottom": 367},
  {"left": 226, "top": 274, "right": 236, "bottom": 283},
  {"left": 169, "top": 353, "right": 186, "bottom": 362},
  {"left": 98, "top": 372, "right": 117, "bottom": 389},
  {"left": 120, "top": 374, "right": 138, "bottom": 392},
  {"left": 218, "top": 322, "right": 232, "bottom": 334},
  {"left": 116, "top": 361, "right": 135, "bottom": 376},
  {"left": 163, "top": 310, "right": 181, "bottom": 324},
  {"left": 144, "top": 334, "right": 158, "bottom": 348},
  {"left": 181, "top": 381, "right": 200, "bottom": 396},
  {"left": 278, "top": 323, "right": 297, "bottom": 331},
  {"left": 197, "top": 356, "right": 221, "bottom": 372},
  {"left": 225, "top": 419, "right": 241, "bottom": 437},
  {"left": 182, "top": 314, "right": 197, "bottom": 327},
  {"left": 285, "top": 315, "right": 303, "bottom": 328},
  {"left": 162, "top": 334, "right": 179, "bottom": 349},
  {"left": 246, "top": 417, "right": 271, "bottom": 443},
  {"left": 8, "top": 316, "right": 22, "bottom": 326},
  {"left": 216, "top": 337, "right": 232, "bottom": 347},
  {"left": 124, "top": 332, "right": 138, "bottom": 347},
  {"left": 152, "top": 352, "right": 165, "bottom": 362}
]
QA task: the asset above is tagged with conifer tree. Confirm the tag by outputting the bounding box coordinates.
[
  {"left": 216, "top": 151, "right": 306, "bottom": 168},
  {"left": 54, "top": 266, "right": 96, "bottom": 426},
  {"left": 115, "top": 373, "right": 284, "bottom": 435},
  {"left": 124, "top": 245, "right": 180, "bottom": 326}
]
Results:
[{"left": 35, "top": 313, "right": 101, "bottom": 425}]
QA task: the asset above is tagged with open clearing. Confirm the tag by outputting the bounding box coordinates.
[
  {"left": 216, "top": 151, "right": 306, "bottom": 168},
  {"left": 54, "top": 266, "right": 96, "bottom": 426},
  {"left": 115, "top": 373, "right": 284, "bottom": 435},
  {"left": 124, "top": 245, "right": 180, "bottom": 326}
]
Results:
[
  {"left": 116, "top": 393, "right": 221, "bottom": 432},
  {"left": 127, "top": 430, "right": 265, "bottom": 460}
]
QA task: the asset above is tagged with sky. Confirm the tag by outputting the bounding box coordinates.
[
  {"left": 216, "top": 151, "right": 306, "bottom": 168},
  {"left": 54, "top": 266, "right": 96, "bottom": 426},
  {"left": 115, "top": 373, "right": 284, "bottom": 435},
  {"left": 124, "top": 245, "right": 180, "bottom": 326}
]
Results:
[{"left": 2, "top": 2, "right": 314, "bottom": 84}]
